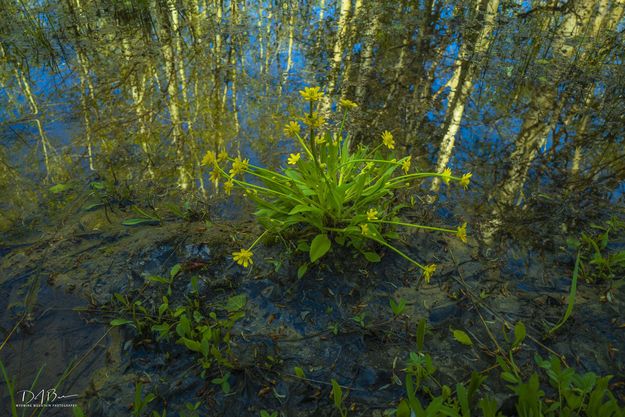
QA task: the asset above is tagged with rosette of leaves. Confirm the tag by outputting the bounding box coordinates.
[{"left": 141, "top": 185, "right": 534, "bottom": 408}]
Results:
[{"left": 209, "top": 87, "right": 469, "bottom": 280}]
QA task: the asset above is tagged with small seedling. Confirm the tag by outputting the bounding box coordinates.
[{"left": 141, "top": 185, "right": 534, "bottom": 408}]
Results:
[
  {"left": 331, "top": 379, "right": 348, "bottom": 417},
  {"left": 211, "top": 372, "right": 231, "bottom": 394},
  {"left": 389, "top": 297, "right": 407, "bottom": 316},
  {"left": 352, "top": 313, "right": 366, "bottom": 328}
]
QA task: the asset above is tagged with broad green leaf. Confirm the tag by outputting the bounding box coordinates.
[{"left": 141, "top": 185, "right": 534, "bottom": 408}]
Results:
[
  {"left": 396, "top": 400, "right": 411, "bottom": 417},
  {"left": 310, "top": 234, "right": 331, "bottom": 263},
  {"left": 363, "top": 251, "right": 381, "bottom": 262},
  {"left": 146, "top": 275, "right": 169, "bottom": 284},
  {"left": 110, "top": 318, "right": 133, "bottom": 327},
  {"left": 225, "top": 294, "right": 247, "bottom": 312},
  {"left": 513, "top": 321, "right": 526, "bottom": 347},
  {"left": 452, "top": 329, "right": 473, "bottom": 346},
  {"left": 170, "top": 263, "right": 182, "bottom": 278},
  {"left": 289, "top": 205, "right": 321, "bottom": 215},
  {"left": 294, "top": 367, "right": 305, "bottom": 378},
  {"left": 176, "top": 315, "right": 191, "bottom": 337},
  {"left": 182, "top": 337, "right": 202, "bottom": 352}
]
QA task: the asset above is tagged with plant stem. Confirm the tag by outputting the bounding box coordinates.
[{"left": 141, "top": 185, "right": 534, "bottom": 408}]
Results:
[{"left": 372, "top": 220, "right": 457, "bottom": 234}]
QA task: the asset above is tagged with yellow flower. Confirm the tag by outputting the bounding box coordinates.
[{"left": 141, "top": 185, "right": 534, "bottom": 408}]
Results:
[
  {"left": 339, "top": 99, "right": 358, "bottom": 109},
  {"left": 209, "top": 169, "right": 220, "bottom": 188},
  {"left": 442, "top": 167, "right": 452, "bottom": 185},
  {"left": 232, "top": 248, "right": 253, "bottom": 268},
  {"left": 381, "top": 131, "right": 395, "bottom": 149},
  {"left": 315, "top": 135, "right": 327, "bottom": 145},
  {"left": 360, "top": 224, "right": 370, "bottom": 236},
  {"left": 402, "top": 156, "right": 411, "bottom": 174},
  {"left": 457, "top": 222, "right": 467, "bottom": 243},
  {"left": 299, "top": 86, "right": 324, "bottom": 102},
  {"left": 283, "top": 121, "right": 301, "bottom": 137},
  {"left": 224, "top": 179, "right": 234, "bottom": 196},
  {"left": 201, "top": 150, "right": 217, "bottom": 166},
  {"left": 423, "top": 264, "right": 437, "bottom": 284},
  {"left": 218, "top": 150, "right": 229, "bottom": 162},
  {"left": 303, "top": 112, "right": 325, "bottom": 129},
  {"left": 366, "top": 208, "right": 378, "bottom": 221},
  {"left": 287, "top": 153, "right": 301, "bottom": 165},
  {"left": 460, "top": 172, "right": 472, "bottom": 189},
  {"left": 230, "top": 156, "right": 249, "bottom": 176}
]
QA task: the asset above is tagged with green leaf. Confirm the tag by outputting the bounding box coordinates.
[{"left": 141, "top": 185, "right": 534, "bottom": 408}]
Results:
[
  {"left": 452, "top": 329, "right": 473, "bottom": 346},
  {"left": 170, "top": 263, "right": 182, "bottom": 279},
  {"left": 225, "top": 294, "right": 247, "bottom": 312},
  {"left": 396, "top": 399, "right": 411, "bottom": 417},
  {"left": 72, "top": 406, "right": 86, "bottom": 417},
  {"left": 82, "top": 202, "right": 104, "bottom": 211},
  {"left": 389, "top": 298, "right": 406, "bottom": 316},
  {"left": 363, "top": 251, "right": 381, "bottom": 262},
  {"left": 294, "top": 367, "right": 305, "bottom": 378},
  {"left": 310, "top": 234, "right": 331, "bottom": 263},
  {"left": 176, "top": 315, "right": 191, "bottom": 337},
  {"left": 297, "top": 263, "right": 308, "bottom": 279},
  {"left": 289, "top": 205, "right": 321, "bottom": 215},
  {"left": 110, "top": 318, "right": 133, "bottom": 327},
  {"left": 90, "top": 181, "right": 105, "bottom": 190},
  {"left": 182, "top": 337, "right": 202, "bottom": 352},
  {"left": 548, "top": 250, "right": 581, "bottom": 335},
  {"left": 331, "top": 379, "right": 342, "bottom": 408},
  {"left": 122, "top": 218, "right": 159, "bottom": 226},
  {"left": 501, "top": 371, "right": 519, "bottom": 384},
  {"left": 146, "top": 275, "right": 169, "bottom": 284},
  {"left": 49, "top": 183, "right": 71, "bottom": 193},
  {"left": 513, "top": 322, "right": 526, "bottom": 347}
]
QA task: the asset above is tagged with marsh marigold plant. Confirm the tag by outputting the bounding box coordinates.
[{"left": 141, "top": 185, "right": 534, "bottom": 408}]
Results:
[{"left": 203, "top": 86, "right": 471, "bottom": 282}]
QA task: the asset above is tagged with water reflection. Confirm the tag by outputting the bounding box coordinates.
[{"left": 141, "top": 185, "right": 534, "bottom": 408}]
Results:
[{"left": 0, "top": 0, "right": 623, "bottom": 234}]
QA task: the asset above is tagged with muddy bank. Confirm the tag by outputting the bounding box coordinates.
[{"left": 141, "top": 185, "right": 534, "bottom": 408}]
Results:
[{"left": 1, "top": 209, "right": 624, "bottom": 416}]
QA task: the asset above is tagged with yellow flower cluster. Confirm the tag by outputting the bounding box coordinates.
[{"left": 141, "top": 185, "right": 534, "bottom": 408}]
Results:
[
  {"left": 339, "top": 99, "right": 358, "bottom": 109},
  {"left": 457, "top": 222, "right": 467, "bottom": 243},
  {"left": 287, "top": 153, "right": 301, "bottom": 165},
  {"left": 230, "top": 156, "right": 249, "bottom": 177},
  {"left": 366, "top": 208, "right": 378, "bottom": 221},
  {"left": 284, "top": 121, "right": 301, "bottom": 137},
  {"left": 202, "top": 150, "right": 217, "bottom": 166},
  {"left": 299, "top": 86, "right": 324, "bottom": 102},
  {"left": 303, "top": 112, "right": 325, "bottom": 129},
  {"left": 423, "top": 264, "right": 437, "bottom": 284},
  {"left": 460, "top": 172, "right": 472, "bottom": 189},
  {"left": 209, "top": 169, "right": 220, "bottom": 188},
  {"left": 232, "top": 248, "right": 253, "bottom": 268},
  {"left": 202, "top": 149, "right": 228, "bottom": 166},
  {"left": 381, "top": 131, "right": 395, "bottom": 149},
  {"left": 442, "top": 167, "right": 452, "bottom": 185},
  {"left": 224, "top": 179, "right": 234, "bottom": 196},
  {"left": 402, "top": 156, "right": 411, "bottom": 174}
]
